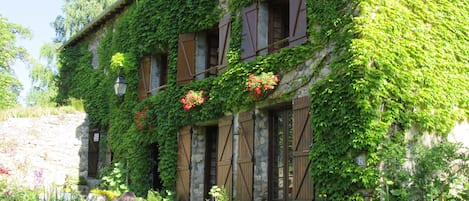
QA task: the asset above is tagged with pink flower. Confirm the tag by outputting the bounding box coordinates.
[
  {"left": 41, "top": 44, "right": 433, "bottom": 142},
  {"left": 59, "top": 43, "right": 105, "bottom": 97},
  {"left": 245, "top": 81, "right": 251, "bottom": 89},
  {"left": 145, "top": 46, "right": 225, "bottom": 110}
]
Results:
[
  {"left": 246, "top": 72, "right": 279, "bottom": 99},
  {"left": 0, "top": 165, "right": 10, "bottom": 176},
  {"left": 181, "top": 90, "right": 206, "bottom": 111},
  {"left": 254, "top": 87, "right": 262, "bottom": 95},
  {"left": 134, "top": 106, "right": 151, "bottom": 131}
]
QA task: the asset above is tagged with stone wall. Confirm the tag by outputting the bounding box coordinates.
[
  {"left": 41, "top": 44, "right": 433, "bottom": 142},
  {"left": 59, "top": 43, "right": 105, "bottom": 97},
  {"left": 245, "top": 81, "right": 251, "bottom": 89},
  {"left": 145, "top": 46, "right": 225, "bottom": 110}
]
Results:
[
  {"left": 0, "top": 113, "right": 90, "bottom": 194},
  {"left": 190, "top": 127, "right": 207, "bottom": 201}
]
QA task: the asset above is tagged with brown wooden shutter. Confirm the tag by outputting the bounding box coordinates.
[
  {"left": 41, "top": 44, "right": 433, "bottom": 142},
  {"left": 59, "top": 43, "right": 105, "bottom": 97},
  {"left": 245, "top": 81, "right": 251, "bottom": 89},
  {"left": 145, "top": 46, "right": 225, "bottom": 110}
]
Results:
[
  {"left": 292, "top": 96, "right": 314, "bottom": 201},
  {"left": 176, "top": 126, "right": 191, "bottom": 201},
  {"left": 217, "top": 115, "right": 233, "bottom": 197},
  {"left": 177, "top": 33, "right": 196, "bottom": 85},
  {"left": 218, "top": 14, "right": 231, "bottom": 71},
  {"left": 236, "top": 111, "right": 254, "bottom": 201},
  {"left": 241, "top": 3, "right": 258, "bottom": 61},
  {"left": 138, "top": 56, "right": 151, "bottom": 101},
  {"left": 289, "top": 0, "right": 307, "bottom": 46}
]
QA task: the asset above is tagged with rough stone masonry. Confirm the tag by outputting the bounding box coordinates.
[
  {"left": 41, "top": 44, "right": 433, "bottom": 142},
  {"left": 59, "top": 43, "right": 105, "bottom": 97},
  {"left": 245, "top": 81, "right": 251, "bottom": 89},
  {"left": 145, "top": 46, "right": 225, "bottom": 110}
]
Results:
[{"left": 0, "top": 113, "right": 89, "bottom": 192}]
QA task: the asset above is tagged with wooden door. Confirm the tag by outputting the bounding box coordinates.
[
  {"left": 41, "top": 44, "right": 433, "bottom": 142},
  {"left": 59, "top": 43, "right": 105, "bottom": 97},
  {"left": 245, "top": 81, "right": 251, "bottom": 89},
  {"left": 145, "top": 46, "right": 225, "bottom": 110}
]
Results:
[
  {"left": 176, "top": 126, "right": 191, "bottom": 201},
  {"left": 217, "top": 116, "right": 233, "bottom": 197},
  {"left": 236, "top": 111, "right": 254, "bottom": 201},
  {"left": 88, "top": 129, "right": 100, "bottom": 178},
  {"left": 292, "top": 96, "right": 314, "bottom": 201}
]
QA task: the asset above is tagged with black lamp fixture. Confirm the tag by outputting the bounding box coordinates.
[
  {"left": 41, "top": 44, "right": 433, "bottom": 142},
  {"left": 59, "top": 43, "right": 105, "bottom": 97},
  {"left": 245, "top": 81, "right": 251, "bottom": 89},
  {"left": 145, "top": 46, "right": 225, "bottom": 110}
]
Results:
[{"left": 114, "top": 75, "right": 127, "bottom": 96}]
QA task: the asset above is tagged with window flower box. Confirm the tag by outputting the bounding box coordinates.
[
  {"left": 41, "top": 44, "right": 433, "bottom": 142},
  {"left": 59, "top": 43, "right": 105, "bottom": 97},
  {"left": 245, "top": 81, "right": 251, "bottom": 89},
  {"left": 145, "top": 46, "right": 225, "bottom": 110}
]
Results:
[
  {"left": 180, "top": 90, "right": 206, "bottom": 111},
  {"left": 246, "top": 72, "right": 279, "bottom": 99}
]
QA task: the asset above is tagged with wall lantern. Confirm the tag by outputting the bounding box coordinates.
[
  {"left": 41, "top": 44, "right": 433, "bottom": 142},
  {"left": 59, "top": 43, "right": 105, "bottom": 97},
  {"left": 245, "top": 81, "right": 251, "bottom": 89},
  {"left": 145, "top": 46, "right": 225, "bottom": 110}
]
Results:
[{"left": 114, "top": 75, "right": 127, "bottom": 96}]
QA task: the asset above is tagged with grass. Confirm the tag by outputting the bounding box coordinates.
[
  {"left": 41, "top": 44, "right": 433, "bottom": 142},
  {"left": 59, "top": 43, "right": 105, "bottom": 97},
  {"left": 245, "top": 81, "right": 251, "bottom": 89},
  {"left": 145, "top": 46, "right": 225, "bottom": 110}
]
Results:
[{"left": 0, "top": 99, "right": 85, "bottom": 121}]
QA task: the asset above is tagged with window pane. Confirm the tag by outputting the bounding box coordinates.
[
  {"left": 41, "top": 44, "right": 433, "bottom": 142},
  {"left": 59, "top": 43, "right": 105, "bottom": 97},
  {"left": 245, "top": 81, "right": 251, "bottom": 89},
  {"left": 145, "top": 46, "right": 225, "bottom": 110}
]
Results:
[{"left": 270, "top": 109, "right": 293, "bottom": 201}]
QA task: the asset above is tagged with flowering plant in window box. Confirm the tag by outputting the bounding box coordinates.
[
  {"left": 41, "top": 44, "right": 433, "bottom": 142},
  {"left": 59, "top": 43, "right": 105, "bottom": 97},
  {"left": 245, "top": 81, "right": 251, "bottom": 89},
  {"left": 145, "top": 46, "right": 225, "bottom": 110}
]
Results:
[
  {"left": 180, "top": 90, "right": 206, "bottom": 111},
  {"left": 135, "top": 106, "right": 152, "bottom": 131},
  {"left": 246, "top": 72, "right": 279, "bottom": 99}
]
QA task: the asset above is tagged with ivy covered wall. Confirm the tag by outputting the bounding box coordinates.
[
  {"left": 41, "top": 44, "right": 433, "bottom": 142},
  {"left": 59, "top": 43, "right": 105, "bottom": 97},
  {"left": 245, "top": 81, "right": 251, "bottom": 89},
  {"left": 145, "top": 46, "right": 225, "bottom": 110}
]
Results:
[
  {"left": 309, "top": 0, "right": 469, "bottom": 200},
  {"left": 57, "top": 0, "right": 469, "bottom": 199}
]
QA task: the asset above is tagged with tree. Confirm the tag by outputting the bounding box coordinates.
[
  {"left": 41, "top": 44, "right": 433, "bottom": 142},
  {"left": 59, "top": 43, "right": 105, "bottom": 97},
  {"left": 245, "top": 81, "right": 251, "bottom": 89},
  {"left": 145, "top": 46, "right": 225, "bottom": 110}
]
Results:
[
  {"left": 0, "top": 14, "right": 31, "bottom": 70},
  {"left": 25, "top": 43, "right": 59, "bottom": 106},
  {"left": 0, "top": 14, "right": 31, "bottom": 109},
  {"left": 0, "top": 70, "right": 22, "bottom": 109},
  {"left": 52, "top": 0, "right": 118, "bottom": 43}
]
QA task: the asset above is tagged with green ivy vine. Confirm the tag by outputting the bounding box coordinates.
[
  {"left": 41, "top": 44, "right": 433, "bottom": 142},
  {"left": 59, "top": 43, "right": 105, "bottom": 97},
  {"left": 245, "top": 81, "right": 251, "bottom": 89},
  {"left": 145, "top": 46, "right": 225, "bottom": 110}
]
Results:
[
  {"left": 309, "top": 0, "right": 469, "bottom": 200},
  {"left": 57, "top": 0, "right": 469, "bottom": 198}
]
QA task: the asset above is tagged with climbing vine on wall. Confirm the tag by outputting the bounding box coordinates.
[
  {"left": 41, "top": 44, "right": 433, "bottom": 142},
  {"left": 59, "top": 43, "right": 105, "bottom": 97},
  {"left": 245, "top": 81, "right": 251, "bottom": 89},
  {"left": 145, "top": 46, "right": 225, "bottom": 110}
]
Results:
[
  {"left": 309, "top": 0, "right": 469, "bottom": 200},
  {"left": 57, "top": 0, "right": 469, "bottom": 198}
]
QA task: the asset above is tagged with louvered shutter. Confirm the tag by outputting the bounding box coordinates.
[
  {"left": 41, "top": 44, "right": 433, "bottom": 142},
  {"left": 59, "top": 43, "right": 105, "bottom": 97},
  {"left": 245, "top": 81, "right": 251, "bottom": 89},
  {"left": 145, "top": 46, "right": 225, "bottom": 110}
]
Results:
[
  {"left": 177, "top": 33, "right": 196, "bottom": 85},
  {"left": 289, "top": 0, "right": 307, "bottom": 46},
  {"left": 138, "top": 56, "right": 151, "bottom": 101},
  {"left": 176, "top": 126, "right": 191, "bottom": 201},
  {"left": 292, "top": 96, "right": 314, "bottom": 201},
  {"left": 217, "top": 115, "right": 233, "bottom": 197},
  {"left": 218, "top": 14, "right": 231, "bottom": 71},
  {"left": 241, "top": 3, "right": 258, "bottom": 61},
  {"left": 236, "top": 111, "right": 254, "bottom": 201}
]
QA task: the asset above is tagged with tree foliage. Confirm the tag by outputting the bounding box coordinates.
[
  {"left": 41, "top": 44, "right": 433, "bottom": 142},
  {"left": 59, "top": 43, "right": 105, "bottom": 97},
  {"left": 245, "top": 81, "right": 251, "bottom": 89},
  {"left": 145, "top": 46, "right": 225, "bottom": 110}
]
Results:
[
  {"left": 0, "top": 14, "right": 31, "bottom": 70},
  {"left": 25, "top": 43, "right": 59, "bottom": 106},
  {"left": 0, "top": 70, "right": 22, "bottom": 109},
  {"left": 0, "top": 14, "right": 31, "bottom": 109},
  {"left": 52, "top": 0, "right": 118, "bottom": 43}
]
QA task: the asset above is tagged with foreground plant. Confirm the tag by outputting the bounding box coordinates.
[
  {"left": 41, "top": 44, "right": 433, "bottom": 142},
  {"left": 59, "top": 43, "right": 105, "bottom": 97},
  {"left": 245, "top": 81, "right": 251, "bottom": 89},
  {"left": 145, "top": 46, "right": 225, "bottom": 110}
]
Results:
[{"left": 208, "top": 185, "right": 229, "bottom": 201}]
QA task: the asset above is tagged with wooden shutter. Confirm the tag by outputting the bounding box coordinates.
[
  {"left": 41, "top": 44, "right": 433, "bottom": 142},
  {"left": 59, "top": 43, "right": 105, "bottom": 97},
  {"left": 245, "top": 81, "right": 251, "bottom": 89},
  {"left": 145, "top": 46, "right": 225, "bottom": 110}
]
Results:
[
  {"left": 217, "top": 115, "right": 233, "bottom": 197},
  {"left": 292, "top": 96, "right": 314, "bottom": 201},
  {"left": 289, "top": 0, "right": 307, "bottom": 46},
  {"left": 218, "top": 14, "right": 231, "bottom": 71},
  {"left": 177, "top": 33, "right": 196, "bottom": 85},
  {"left": 236, "top": 111, "right": 254, "bottom": 201},
  {"left": 240, "top": 3, "right": 258, "bottom": 61},
  {"left": 176, "top": 126, "right": 191, "bottom": 201},
  {"left": 138, "top": 56, "right": 151, "bottom": 101}
]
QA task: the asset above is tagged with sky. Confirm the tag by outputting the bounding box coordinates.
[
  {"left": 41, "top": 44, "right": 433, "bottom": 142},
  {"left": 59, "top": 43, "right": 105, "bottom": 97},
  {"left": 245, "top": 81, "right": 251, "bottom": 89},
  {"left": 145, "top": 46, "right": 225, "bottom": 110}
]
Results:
[{"left": 0, "top": 0, "right": 63, "bottom": 104}]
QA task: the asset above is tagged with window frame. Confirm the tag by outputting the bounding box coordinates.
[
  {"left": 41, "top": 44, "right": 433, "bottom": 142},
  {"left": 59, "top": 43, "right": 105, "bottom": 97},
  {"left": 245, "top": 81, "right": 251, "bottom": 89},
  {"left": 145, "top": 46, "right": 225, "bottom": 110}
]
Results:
[
  {"left": 240, "top": 0, "right": 307, "bottom": 61},
  {"left": 138, "top": 53, "right": 168, "bottom": 101},
  {"left": 268, "top": 107, "right": 294, "bottom": 201}
]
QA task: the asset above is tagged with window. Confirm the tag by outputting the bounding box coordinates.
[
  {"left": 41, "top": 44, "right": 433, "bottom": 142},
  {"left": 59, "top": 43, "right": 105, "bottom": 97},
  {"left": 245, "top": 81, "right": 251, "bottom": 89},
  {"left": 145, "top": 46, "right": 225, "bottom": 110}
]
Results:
[
  {"left": 177, "top": 14, "right": 231, "bottom": 85},
  {"left": 269, "top": 108, "right": 294, "bottom": 201},
  {"left": 241, "top": 0, "right": 307, "bottom": 60},
  {"left": 267, "top": 97, "right": 314, "bottom": 201},
  {"left": 204, "top": 126, "right": 218, "bottom": 200},
  {"left": 138, "top": 53, "right": 168, "bottom": 101},
  {"left": 195, "top": 29, "right": 219, "bottom": 80},
  {"left": 268, "top": 0, "right": 289, "bottom": 53}
]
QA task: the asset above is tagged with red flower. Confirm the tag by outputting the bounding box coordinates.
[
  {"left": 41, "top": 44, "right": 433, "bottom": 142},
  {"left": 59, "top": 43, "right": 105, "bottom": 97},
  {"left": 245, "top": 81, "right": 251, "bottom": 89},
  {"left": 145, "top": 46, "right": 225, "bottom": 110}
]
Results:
[
  {"left": 246, "top": 72, "right": 279, "bottom": 99},
  {"left": 0, "top": 165, "right": 10, "bottom": 176},
  {"left": 181, "top": 90, "right": 206, "bottom": 111},
  {"left": 134, "top": 106, "right": 152, "bottom": 131}
]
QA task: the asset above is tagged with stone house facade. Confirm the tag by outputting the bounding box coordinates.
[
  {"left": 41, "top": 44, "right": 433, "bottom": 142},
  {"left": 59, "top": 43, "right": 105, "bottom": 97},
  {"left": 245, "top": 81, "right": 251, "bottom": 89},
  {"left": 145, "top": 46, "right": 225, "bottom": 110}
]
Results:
[
  {"left": 59, "top": 0, "right": 468, "bottom": 200},
  {"left": 62, "top": 1, "right": 317, "bottom": 200}
]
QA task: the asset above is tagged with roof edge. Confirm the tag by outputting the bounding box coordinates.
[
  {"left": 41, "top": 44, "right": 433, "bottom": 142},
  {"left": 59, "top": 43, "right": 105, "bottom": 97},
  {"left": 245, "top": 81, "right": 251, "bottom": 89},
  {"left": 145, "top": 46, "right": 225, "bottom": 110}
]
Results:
[{"left": 59, "top": 0, "right": 133, "bottom": 51}]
